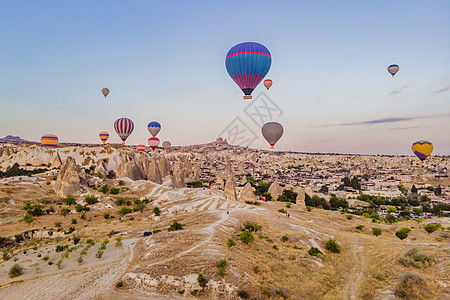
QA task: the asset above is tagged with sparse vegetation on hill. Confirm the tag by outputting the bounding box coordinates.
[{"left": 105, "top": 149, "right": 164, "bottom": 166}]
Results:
[{"left": 396, "top": 227, "right": 411, "bottom": 240}]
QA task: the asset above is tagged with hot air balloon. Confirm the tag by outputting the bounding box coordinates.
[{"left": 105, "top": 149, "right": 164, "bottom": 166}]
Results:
[
  {"left": 412, "top": 140, "right": 433, "bottom": 161},
  {"left": 388, "top": 65, "right": 399, "bottom": 77},
  {"left": 162, "top": 141, "right": 171, "bottom": 150},
  {"left": 225, "top": 42, "right": 272, "bottom": 99},
  {"left": 137, "top": 144, "right": 146, "bottom": 153},
  {"left": 148, "top": 137, "right": 160, "bottom": 151},
  {"left": 262, "top": 122, "right": 283, "bottom": 149},
  {"left": 147, "top": 122, "right": 161, "bottom": 137},
  {"left": 114, "top": 118, "right": 134, "bottom": 143},
  {"left": 41, "top": 134, "right": 58, "bottom": 149},
  {"left": 102, "top": 88, "right": 110, "bottom": 97},
  {"left": 99, "top": 131, "right": 109, "bottom": 144},
  {"left": 264, "top": 79, "right": 273, "bottom": 90}
]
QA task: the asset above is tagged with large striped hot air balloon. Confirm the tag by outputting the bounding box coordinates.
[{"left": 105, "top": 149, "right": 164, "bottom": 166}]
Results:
[
  {"left": 162, "top": 141, "right": 171, "bottom": 150},
  {"left": 102, "top": 88, "right": 110, "bottom": 97},
  {"left": 114, "top": 118, "right": 134, "bottom": 143},
  {"left": 99, "top": 131, "right": 109, "bottom": 144},
  {"left": 148, "top": 137, "right": 160, "bottom": 151},
  {"left": 412, "top": 140, "right": 433, "bottom": 161},
  {"left": 388, "top": 64, "right": 399, "bottom": 77},
  {"left": 137, "top": 144, "right": 146, "bottom": 153},
  {"left": 41, "top": 134, "right": 58, "bottom": 149},
  {"left": 225, "top": 42, "right": 272, "bottom": 99},
  {"left": 262, "top": 122, "right": 283, "bottom": 149},
  {"left": 147, "top": 122, "right": 161, "bottom": 137}
]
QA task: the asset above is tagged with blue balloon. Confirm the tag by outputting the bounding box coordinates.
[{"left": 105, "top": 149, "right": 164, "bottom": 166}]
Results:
[
  {"left": 225, "top": 42, "right": 271, "bottom": 99},
  {"left": 147, "top": 121, "right": 161, "bottom": 137}
]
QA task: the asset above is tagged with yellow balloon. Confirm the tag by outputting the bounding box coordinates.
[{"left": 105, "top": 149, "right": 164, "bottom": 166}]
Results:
[{"left": 411, "top": 140, "right": 433, "bottom": 161}]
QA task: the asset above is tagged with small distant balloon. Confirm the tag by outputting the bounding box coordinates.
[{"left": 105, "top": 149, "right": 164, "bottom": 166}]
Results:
[
  {"left": 114, "top": 118, "right": 134, "bottom": 143},
  {"left": 147, "top": 122, "right": 161, "bottom": 137},
  {"left": 225, "top": 42, "right": 272, "bottom": 99},
  {"left": 102, "top": 88, "right": 110, "bottom": 97},
  {"left": 388, "top": 65, "right": 399, "bottom": 77},
  {"left": 264, "top": 79, "right": 273, "bottom": 90},
  {"left": 137, "top": 144, "right": 146, "bottom": 153},
  {"left": 41, "top": 134, "right": 58, "bottom": 149},
  {"left": 148, "top": 137, "right": 160, "bottom": 151},
  {"left": 262, "top": 122, "right": 283, "bottom": 149},
  {"left": 412, "top": 140, "right": 433, "bottom": 161},
  {"left": 99, "top": 131, "right": 109, "bottom": 144},
  {"left": 162, "top": 141, "right": 171, "bottom": 150}
]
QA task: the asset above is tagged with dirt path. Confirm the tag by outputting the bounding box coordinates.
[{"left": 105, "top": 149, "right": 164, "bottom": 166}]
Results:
[
  {"left": 341, "top": 237, "right": 367, "bottom": 300},
  {"left": 0, "top": 239, "right": 151, "bottom": 299}
]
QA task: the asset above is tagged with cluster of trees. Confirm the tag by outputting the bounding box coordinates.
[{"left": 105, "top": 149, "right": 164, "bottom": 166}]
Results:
[
  {"left": 0, "top": 163, "right": 49, "bottom": 178},
  {"left": 305, "top": 194, "right": 349, "bottom": 210},
  {"left": 337, "top": 176, "right": 361, "bottom": 190}
]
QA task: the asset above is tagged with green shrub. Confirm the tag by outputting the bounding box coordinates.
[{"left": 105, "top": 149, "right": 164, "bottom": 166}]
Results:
[
  {"left": 197, "top": 273, "right": 207, "bottom": 288},
  {"left": 372, "top": 228, "right": 382, "bottom": 236},
  {"left": 118, "top": 180, "right": 125, "bottom": 186},
  {"left": 216, "top": 258, "right": 228, "bottom": 268},
  {"left": 103, "top": 212, "right": 110, "bottom": 219},
  {"left": 325, "top": 238, "right": 341, "bottom": 253},
  {"left": 396, "top": 227, "right": 411, "bottom": 240},
  {"left": 227, "top": 238, "right": 236, "bottom": 247},
  {"left": 86, "top": 239, "right": 95, "bottom": 246},
  {"left": 56, "top": 245, "right": 68, "bottom": 252},
  {"left": 3, "top": 249, "right": 10, "bottom": 261},
  {"left": 424, "top": 223, "right": 441, "bottom": 234},
  {"left": 398, "top": 256, "right": 411, "bottom": 267},
  {"left": 115, "top": 281, "right": 125, "bottom": 288},
  {"left": 286, "top": 202, "right": 292, "bottom": 208},
  {"left": 56, "top": 258, "right": 63, "bottom": 269},
  {"left": 241, "top": 221, "right": 262, "bottom": 232},
  {"left": 115, "top": 237, "right": 123, "bottom": 247},
  {"left": 177, "top": 290, "right": 185, "bottom": 294},
  {"left": 153, "top": 207, "right": 161, "bottom": 216},
  {"left": 119, "top": 207, "right": 132, "bottom": 215},
  {"left": 168, "top": 220, "right": 184, "bottom": 231},
  {"left": 252, "top": 265, "right": 260, "bottom": 273},
  {"left": 84, "top": 195, "right": 99, "bottom": 205},
  {"left": 374, "top": 272, "right": 385, "bottom": 280},
  {"left": 60, "top": 208, "right": 71, "bottom": 216},
  {"left": 65, "top": 195, "right": 76, "bottom": 206},
  {"left": 237, "top": 290, "right": 250, "bottom": 298},
  {"left": 110, "top": 187, "right": 120, "bottom": 195},
  {"left": 95, "top": 249, "right": 104, "bottom": 259},
  {"left": 306, "top": 206, "right": 313, "bottom": 212},
  {"left": 272, "top": 245, "right": 278, "bottom": 250},
  {"left": 238, "top": 231, "right": 255, "bottom": 244},
  {"left": 24, "top": 213, "right": 35, "bottom": 224},
  {"left": 395, "top": 273, "right": 423, "bottom": 298},
  {"left": 8, "top": 264, "right": 24, "bottom": 277},
  {"left": 293, "top": 245, "right": 302, "bottom": 250},
  {"left": 308, "top": 247, "right": 322, "bottom": 256},
  {"left": 43, "top": 256, "right": 49, "bottom": 261},
  {"left": 346, "top": 215, "right": 353, "bottom": 220},
  {"left": 356, "top": 225, "right": 364, "bottom": 230},
  {"left": 281, "top": 235, "right": 289, "bottom": 242},
  {"left": 71, "top": 218, "right": 77, "bottom": 224},
  {"left": 278, "top": 209, "right": 287, "bottom": 214}
]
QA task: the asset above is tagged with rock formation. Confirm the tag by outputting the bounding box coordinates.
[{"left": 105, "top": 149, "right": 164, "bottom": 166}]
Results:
[
  {"left": 54, "top": 156, "right": 86, "bottom": 197},
  {"left": 224, "top": 174, "right": 237, "bottom": 200},
  {"left": 116, "top": 153, "right": 144, "bottom": 180},
  {"left": 95, "top": 160, "right": 108, "bottom": 179},
  {"left": 146, "top": 158, "right": 162, "bottom": 184},
  {"left": 240, "top": 182, "right": 256, "bottom": 203},
  {"left": 159, "top": 154, "right": 171, "bottom": 178},
  {"left": 52, "top": 152, "right": 63, "bottom": 169},
  {"left": 268, "top": 182, "right": 283, "bottom": 199}
]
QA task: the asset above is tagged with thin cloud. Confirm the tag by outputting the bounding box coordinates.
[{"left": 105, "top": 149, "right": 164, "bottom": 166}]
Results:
[
  {"left": 316, "top": 113, "right": 450, "bottom": 128},
  {"left": 391, "top": 85, "right": 409, "bottom": 94},
  {"left": 436, "top": 86, "right": 449, "bottom": 93}
]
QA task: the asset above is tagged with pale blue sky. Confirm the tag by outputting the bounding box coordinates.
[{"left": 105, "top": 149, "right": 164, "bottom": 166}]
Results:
[{"left": 0, "top": 1, "right": 449, "bottom": 154}]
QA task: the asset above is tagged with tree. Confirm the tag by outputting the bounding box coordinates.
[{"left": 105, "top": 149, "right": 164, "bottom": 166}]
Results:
[
  {"left": 434, "top": 185, "right": 442, "bottom": 196},
  {"left": 412, "top": 207, "right": 423, "bottom": 216},
  {"left": 24, "top": 213, "right": 34, "bottom": 224},
  {"left": 99, "top": 185, "right": 109, "bottom": 194},
  {"left": 168, "top": 220, "right": 184, "bottom": 231},
  {"left": 387, "top": 206, "right": 397, "bottom": 213},
  {"left": 351, "top": 176, "right": 361, "bottom": 190},
  {"left": 411, "top": 184, "right": 417, "bottom": 193},
  {"left": 319, "top": 185, "right": 329, "bottom": 195},
  {"left": 372, "top": 228, "right": 382, "bottom": 236},
  {"left": 325, "top": 238, "right": 341, "bottom": 253},
  {"left": 329, "top": 195, "right": 349, "bottom": 210},
  {"left": 238, "top": 231, "right": 254, "bottom": 244},
  {"left": 197, "top": 273, "right": 207, "bottom": 288},
  {"left": 395, "top": 227, "right": 411, "bottom": 240},
  {"left": 254, "top": 180, "right": 270, "bottom": 196},
  {"left": 424, "top": 223, "right": 441, "bottom": 234},
  {"left": 65, "top": 194, "right": 76, "bottom": 206},
  {"left": 153, "top": 207, "right": 161, "bottom": 216},
  {"left": 342, "top": 176, "right": 351, "bottom": 187}
]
